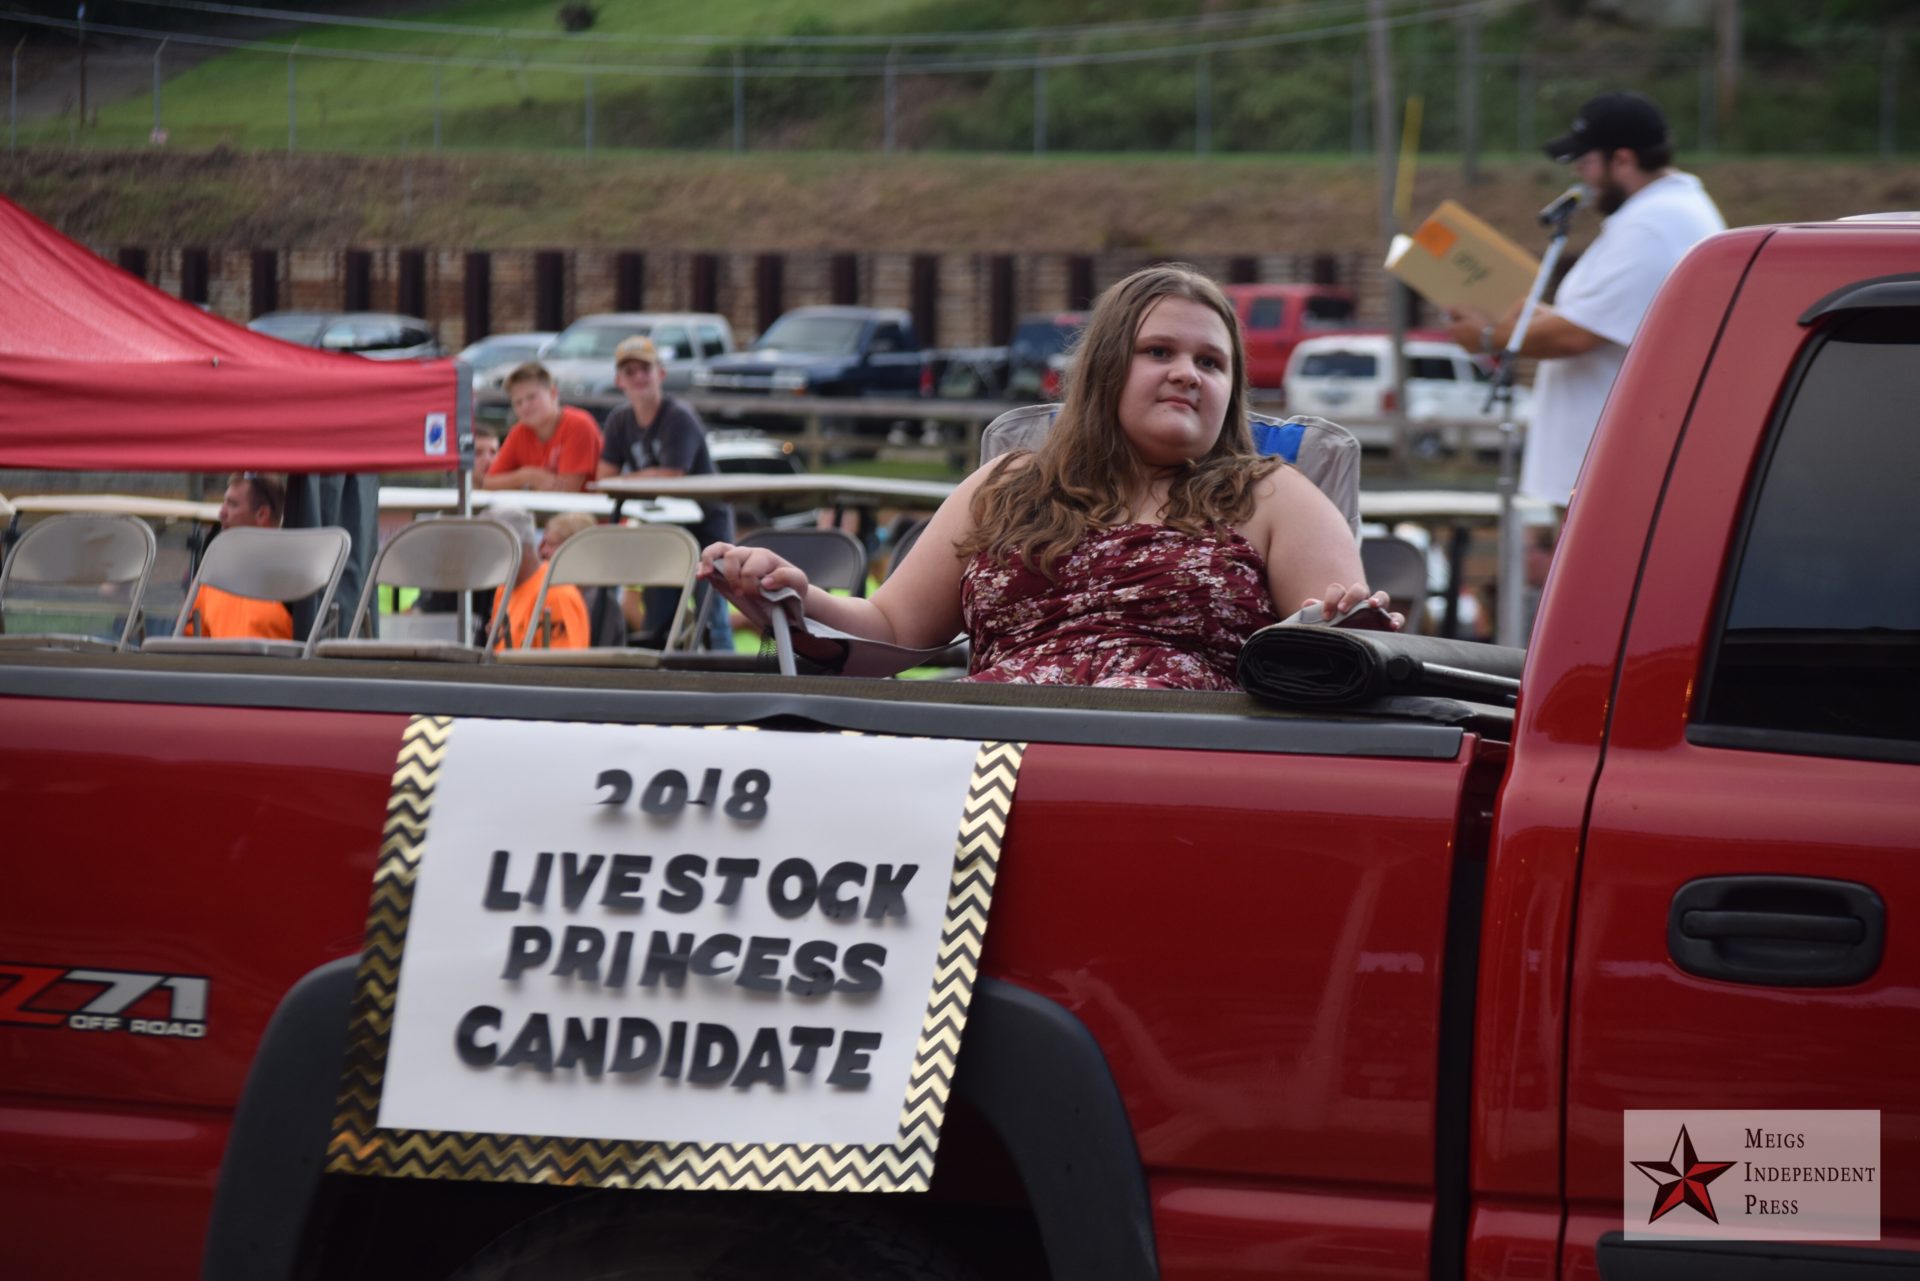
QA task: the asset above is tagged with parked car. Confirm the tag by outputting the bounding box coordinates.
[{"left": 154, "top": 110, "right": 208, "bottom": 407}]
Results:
[
  {"left": 926, "top": 310, "right": 1088, "bottom": 402},
  {"left": 1284, "top": 332, "right": 1531, "bottom": 450},
  {"left": 454, "top": 331, "right": 556, "bottom": 393},
  {"left": 706, "top": 428, "right": 803, "bottom": 478},
  {"left": 526, "top": 312, "right": 735, "bottom": 399},
  {"left": 246, "top": 310, "right": 444, "bottom": 360},
  {"left": 1222, "top": 283, "right": 1359, "bottom": 387}
]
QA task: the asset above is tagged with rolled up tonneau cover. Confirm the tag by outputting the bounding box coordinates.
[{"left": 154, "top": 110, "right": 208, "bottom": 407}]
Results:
[{"left": 1239, "top": 627, "right": 1525, "bottom": 709}]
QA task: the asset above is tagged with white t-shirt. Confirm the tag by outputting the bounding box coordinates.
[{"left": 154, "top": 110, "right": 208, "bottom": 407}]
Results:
[{"left": 1523, "top": 171, "right": 1725, "bottom": 505}]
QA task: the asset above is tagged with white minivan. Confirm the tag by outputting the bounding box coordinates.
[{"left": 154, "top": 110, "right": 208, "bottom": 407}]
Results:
[{"left": 1283, "top": 333, "right": 1530, "bottom": 451}]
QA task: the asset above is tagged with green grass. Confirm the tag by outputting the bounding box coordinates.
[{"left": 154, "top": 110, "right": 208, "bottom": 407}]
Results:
[{"left": 47, "top": 0, "right": 932, "bottom": 151}]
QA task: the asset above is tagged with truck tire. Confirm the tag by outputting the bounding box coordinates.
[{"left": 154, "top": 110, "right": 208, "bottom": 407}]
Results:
[{"left": 448, "top": 1193, "right": 985, "bottom": 1281}]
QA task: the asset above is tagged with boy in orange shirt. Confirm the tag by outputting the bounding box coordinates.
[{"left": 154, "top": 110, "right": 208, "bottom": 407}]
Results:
[
  {"left": 485, "top": 508, "right": 589, "bottom": 651},
  {"left": 483, "top": 363, "right": 603, "bottom": 492},
  {"left": 185, "top": 474, "right": 294, "bottom": 641}
]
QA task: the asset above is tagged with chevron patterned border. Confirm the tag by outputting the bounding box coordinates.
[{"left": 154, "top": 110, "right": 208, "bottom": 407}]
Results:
[{"left": 328, "top": 719, "right": 1024, "bottom": 1195}]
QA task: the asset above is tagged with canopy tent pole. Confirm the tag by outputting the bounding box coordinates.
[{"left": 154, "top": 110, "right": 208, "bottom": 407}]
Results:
[{"left": 455, "top": 362, "right": 475, "bottom": 643}]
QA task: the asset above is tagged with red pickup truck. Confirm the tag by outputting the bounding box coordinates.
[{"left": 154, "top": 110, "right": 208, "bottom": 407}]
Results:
[{"left": 3, "top": 219, "right": 1917, "bottom": 1281}]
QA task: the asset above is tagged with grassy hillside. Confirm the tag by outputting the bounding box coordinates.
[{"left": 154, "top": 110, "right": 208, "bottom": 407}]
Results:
[{"left": 19, "top": 0, "right": 1915, "bottom": 157}]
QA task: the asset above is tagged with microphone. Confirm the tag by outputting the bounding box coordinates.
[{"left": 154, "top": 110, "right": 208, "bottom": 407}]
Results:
[{"left": 1537, "top": 184, "right": 1585, "bottom": 226}]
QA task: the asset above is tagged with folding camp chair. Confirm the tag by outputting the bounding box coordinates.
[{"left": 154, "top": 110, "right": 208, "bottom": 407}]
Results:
[
  {"left": 496, "top": 524, "right": 700, "bottom": 668},
  {"left": 315, "top": 517, "right": 519, "bottom": 663},
  {"left": 0, "top": 513, "right": 155, "bottom": 652},
  {"left": 978, "top": 404, "right": 1363, "bottom": 541},
  {"left": 142, "top": 526, "right": 351, "bottom": 659}
]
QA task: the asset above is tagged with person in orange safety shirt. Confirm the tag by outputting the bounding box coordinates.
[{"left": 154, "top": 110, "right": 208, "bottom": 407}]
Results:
[
  {"left": 184, "top": 473, "right": 294, "bottom": 641},
  {"left": 482, "top": 363, "right": 603, "bottom": 492},
  {"left": 486, "top": 507, "right": 589, "bottom": 651}
]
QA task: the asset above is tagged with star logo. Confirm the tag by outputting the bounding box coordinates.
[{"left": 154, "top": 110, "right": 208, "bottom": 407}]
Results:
[{"left": 1632, "top": 1125, "right": 1736, "bottom": 1224}]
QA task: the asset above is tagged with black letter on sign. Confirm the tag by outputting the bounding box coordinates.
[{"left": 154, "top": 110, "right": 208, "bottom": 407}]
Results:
[
  {"left": 524, "top": 851, "right": 554, "bottom": 907},
  {"left": 714, "top": 857, "right": 760, "bottom": 906},
  {"left": 817, "top": 863, "right": 867, "bottom": 920},
  {"left": 560, "top": 852, "right": 605, "bottom": 910},
  {"left": 483, "top": 851, "right": 520, "bottom": 910},
  {"left": 611, "top": 1018, "right": 661, "bottom": 1073},
  {"left": 786, "top": 940, "right": 837, "bottom": 997},
  {"left": 455, "top": 1005, "right": 503, "bottom": 1067},
  {"left": 596, "top": 768, "right": 633, "bottom": 806},
  {"left": 687, "top": 1023, "right": 740, "bottom": 1086},
  {"left": 556, "top": 1017, "right": 609, "bottom": 1076},
  {"left": 501, "top": 926, "right": 552, "bottom": 981},
  {"left": 554, "top": 926, "right": 605, "bottom": 983},
  {"left": 767, "top": 859, "right": 818, "bottom": 919},
  {"left": 865, "top": 864, "right": 917, "bottom": 919},
  {"left": 828, "top": 1030, "right": 883, "bottom": 1088},
  {"left": 736, "top": 936, "right": 792, "bottom": 993},
  {"left": 733, "top": 1027, "right": 787, "bottom": 1090},
  {"left": 497, "top": 1013, "right": 556, "bottom": 1072},
  {"left": 601, "top": 854, "right": 651, "bottom": 911},
  {"left": 657, "top": 854, "right": 708, "bottom": 913},
  {"left": 835, "top": 943, "right": 887, "bottom": 995},
  {"left": 640, "top": 932, "right": 694, "bottom": 988},
  {"left": 788, "top": 1026, "right": 834, "bottom": 1075},
  {"left": 690, "top": 933, "right": 741, "bottom": 978}
]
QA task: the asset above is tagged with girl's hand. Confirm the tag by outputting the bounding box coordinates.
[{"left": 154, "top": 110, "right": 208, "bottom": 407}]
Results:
[
  {"left": 1298, "top": 585, "right": 1405, "bottom": 631},
  {"left": 697, "top": 543, "right": 812, "bottom": 600}
]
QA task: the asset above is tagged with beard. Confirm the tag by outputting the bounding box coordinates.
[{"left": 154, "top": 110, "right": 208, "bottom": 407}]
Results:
[{"left": 1595, "top": 176, "right": 1630, "bottom": 215}]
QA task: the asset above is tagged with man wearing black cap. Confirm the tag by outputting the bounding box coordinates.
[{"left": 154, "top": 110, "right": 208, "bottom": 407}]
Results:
[{"left": 1447, "top": 91, "right": 1723, "bottom": 510}]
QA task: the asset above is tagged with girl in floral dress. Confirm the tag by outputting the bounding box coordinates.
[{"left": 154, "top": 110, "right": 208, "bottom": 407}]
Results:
[{"left": 698, "top": 264, "right": 1391, "bottom": 691}]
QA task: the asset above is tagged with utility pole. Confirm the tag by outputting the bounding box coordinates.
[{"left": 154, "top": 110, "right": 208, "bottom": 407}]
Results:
[
  {"left": 1459, "top": 2, "right": 1480, "bottom": 183},
  {"left": 1367, "top": 0, "right": 1411, "bottom": 475},
  {"left": 1715, "top": 0, "right": 1741, "bottom": 138},
  {"left": 76, "top": 3, "right": 87, "bottom": 130}
]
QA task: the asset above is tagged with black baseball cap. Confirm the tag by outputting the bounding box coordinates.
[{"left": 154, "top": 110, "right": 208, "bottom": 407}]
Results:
[{"left": 1543, "top": 92, "right": 1670, "bottom": 162}]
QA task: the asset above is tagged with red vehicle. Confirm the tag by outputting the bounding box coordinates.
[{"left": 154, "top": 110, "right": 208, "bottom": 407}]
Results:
[
  {"left": 3, "top": 219, "right": 1918, "bottom": 1281},
  {"left": 1222, "top": 282, "right": 1359, "bottom": 389}
]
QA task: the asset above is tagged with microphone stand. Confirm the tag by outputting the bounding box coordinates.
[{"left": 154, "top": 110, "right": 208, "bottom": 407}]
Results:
[{"left": 1486, "top": 198, "right": 1577, "bottom": 648}]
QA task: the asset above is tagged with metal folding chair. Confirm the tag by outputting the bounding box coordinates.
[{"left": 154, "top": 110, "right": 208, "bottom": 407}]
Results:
[
  {"left": 315, "top": 517, "right": 520, "bottom": 663},
  {"left": 143, "top": 526, "right": 351, "bottom": 660},
  {"left": 496, "top": 524, "right": 700, "bottom": 668},
  {"left": 0, "top": 513, "right": 155, "bottom": 653},
  {"left": 1360, "top": 535, "right": 1430, "bottom": 635},
  {"left": 738, "top": 527, "right": 868, "bottom": 595}
]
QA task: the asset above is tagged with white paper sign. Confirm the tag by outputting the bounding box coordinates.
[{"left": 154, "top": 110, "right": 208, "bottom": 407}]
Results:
[{"left": 376, "top": 721, "right": 983, "bottom": 1149}]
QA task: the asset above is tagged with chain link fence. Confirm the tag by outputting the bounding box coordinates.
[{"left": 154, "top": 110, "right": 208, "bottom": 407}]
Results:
[{"left": 7, "top": 7, "right": 1917, "bottom": 158}]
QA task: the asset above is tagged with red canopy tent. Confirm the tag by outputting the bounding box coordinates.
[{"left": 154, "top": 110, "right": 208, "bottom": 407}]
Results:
[{"left": 0, "top": 196, "right": 464, "bottom": 473}]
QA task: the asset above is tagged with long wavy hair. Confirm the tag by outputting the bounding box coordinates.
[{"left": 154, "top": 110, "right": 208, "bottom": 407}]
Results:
[{"left": 958, "top": 263, "right": 1281, "bottom": 578}]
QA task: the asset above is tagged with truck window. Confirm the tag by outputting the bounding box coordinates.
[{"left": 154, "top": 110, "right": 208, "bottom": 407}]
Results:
[
  {"left": 1247, "top": 298, "right": 1284, "bottom": 331},
  {"left": 1695, "top": 310, "right": 1920, "bottom": 758},
  {"left": 871, "top": 322, "right": 904, "bottom": 354},
  {"left": 1299, "top": 351, "right": 1376, "bottom": 378},
  {"left": 653, "top": 325, "right": 689, "bottom": 359},
  {"left": 1410, "top": 356, "right": 1456, "bottom": 381},
  {"left": 696, "top": 324, "right": 729, "bottom": 358},
  {"left": 1303, "top": 296, "right": 1356, "bottom": 328}
]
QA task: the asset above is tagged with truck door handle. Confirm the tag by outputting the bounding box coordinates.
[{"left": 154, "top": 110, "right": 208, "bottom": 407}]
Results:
[
  {"left": 1679, "top": 910, "right": 1865, "bottom": 944},
  {"left": 1668, "top": 876, "right": 1884, "bottom": 988}
]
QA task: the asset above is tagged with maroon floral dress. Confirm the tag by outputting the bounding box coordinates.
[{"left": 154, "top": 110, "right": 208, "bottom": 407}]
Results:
[{"left": 960, "top": 522, "right": 1278, "bottom": 690}]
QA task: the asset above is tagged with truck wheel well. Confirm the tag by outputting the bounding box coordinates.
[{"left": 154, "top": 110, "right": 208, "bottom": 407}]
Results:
[{"left": 207, "top": 964, "right": 1154, "bottom": 1281}]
